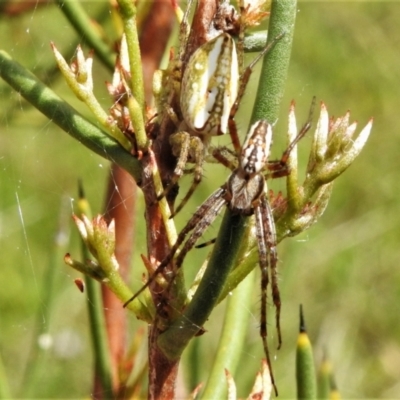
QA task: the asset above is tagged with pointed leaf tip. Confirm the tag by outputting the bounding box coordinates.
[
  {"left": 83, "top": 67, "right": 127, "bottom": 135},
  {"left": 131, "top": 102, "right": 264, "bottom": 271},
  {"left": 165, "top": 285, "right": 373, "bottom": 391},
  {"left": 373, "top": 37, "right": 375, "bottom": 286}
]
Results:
[{"left": 299, "top": 304, "right": 307, "bottom": 333}]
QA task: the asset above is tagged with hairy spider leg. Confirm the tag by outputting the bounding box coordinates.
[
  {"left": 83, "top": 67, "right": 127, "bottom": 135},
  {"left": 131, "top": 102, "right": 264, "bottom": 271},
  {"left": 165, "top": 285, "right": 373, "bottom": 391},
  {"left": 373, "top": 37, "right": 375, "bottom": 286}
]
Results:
[
  {"left": 168, "top": 135, "right": 208, "bottom": 217},
  {"left": 227, "top": 31, "right": 286, "bottom": 156},
  {"left": 178, "top": 0, "right": 195, "bottom": 62},
  {"left": 254, "top": 194, "right": 280, "bottom": 396},
  {"left": 174, "top": 190, "right": 226, "bottom": 269},
  {"left": 266, "top": 96, "right": 316, "bottom": 177}
]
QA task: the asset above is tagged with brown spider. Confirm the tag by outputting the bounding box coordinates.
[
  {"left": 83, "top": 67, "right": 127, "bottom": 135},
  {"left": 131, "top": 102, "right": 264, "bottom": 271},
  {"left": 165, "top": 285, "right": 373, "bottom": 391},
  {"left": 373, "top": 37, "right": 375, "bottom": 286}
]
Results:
[{"left": 124, "top": 101, "right": 314, "bottom": 394}]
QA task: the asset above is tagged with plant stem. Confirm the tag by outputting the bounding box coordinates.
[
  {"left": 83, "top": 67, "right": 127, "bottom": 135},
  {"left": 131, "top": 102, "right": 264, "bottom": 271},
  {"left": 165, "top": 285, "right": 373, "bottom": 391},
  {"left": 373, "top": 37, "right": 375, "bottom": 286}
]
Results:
[
  {"left": 200, "top": 271, "right": 255, "bottom": 399},
  {"left": 158, "top": 211, "right": 246, "bottom": 358},
  {"left": 252, "top": 0, "right": 298, "bottom": 124},
  {"left": 116, "top": 0, "right": 145, "bottom": 113},
  {"left": 21, "top": 198, "right": 70, "bottom": 397},
  {"left": 101, "top": 165, "right": 137, "bottom": 393},
  {"left": 55, "top": 0, "right": 115, "bottom": 71}
]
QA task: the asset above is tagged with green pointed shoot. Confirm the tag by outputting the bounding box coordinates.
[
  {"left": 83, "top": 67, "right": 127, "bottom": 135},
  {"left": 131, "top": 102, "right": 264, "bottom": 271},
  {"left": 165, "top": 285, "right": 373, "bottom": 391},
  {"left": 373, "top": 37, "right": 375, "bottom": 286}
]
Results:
[
  {"left": 67, "top": 211, "right": 152, "bottom": 322},
  {"left": 51, "top": 43, "right": 131, "bottom": 151},
  {"left": 329, "top": 374, "right": 341, "bottom": 400},
  {"left": 317, "top": 352, "right": 331, "bottom": 399},
  {"left": 296, "top": 305, "right": 316, "bottom": 400}
]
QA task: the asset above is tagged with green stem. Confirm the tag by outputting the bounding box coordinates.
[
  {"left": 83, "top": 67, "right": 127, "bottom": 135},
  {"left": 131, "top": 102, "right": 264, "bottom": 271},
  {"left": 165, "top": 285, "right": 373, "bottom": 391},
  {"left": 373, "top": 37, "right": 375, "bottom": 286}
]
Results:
[
  {"left": 200, "top": 271, "right": 255, "bottom": 399},
  {"left": 22, "top": 199, "right": 70, "bottom": 397},
  {"left": 317, "top": 355, "right": 331, "bottom": 399},
  {"left": 126, "top": 95, "right": 149, "bottom": 151},
  {"left": 116, "top": 0, "right": 145, "bottom": 112},
  {"left": 251, "top": 0, "right": 298, "bottom": 124},
  {"left": 55, "top": 0, "right": 115, "bottom": 72},
  {"left": 0, "top": 51, "right": 141, "bottom": 182},
  {"left": 77, "top": 190, "right": 114, "bottom": 397},
  {"left": 158, "top": 211, "right": 246, "bottom": 359},
  {"left": 85, "top": 275, "right": 115, "bottom": 396}
]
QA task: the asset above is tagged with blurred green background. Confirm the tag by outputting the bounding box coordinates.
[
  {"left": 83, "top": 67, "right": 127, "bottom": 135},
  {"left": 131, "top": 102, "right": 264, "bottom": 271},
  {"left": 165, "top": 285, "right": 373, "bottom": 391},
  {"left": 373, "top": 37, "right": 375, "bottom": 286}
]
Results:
[{"left": 0, "top": 1, "right": 399, "bottom": 398}]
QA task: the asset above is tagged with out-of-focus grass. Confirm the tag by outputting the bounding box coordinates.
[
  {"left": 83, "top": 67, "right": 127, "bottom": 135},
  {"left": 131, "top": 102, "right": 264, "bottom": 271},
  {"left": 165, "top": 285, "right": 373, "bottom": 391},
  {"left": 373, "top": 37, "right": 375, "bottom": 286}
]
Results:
[{"left": 0, "top": 1, "right": 399, "bottom": 398}]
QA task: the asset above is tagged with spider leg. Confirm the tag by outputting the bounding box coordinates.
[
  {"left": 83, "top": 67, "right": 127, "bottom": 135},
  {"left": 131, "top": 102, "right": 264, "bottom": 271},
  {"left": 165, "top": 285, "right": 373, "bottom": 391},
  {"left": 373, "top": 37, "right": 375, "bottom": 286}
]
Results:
[
  {"left": 155, "top": 131, "right": 191, "bottom": 203},
  {"left": 124, "top": 187, "right": 225, "bottom": 307},
  {"left": 212, "top": 146, "right": 238, "bottom": 170},
  {"left": 227, "top": 32, "right": 286, "bottom": 157},
  {"left": 175, "top": 190, "right": 226, "bottom": 269},
  {"left": 178, "top": 0, "right": 194, "bottom": 62},
  {"left": 229, "top": 32, "right": 286, "bottom": 124},
  {"left": 266, "top": 96, "right": 317, "bottom": 178},
  {"left": 171, "top": 136, "right": 205, "bottom": 217},
  {"left": 157, "top": 132, "right": 205, "bottom": 217},
  {"left": 237, "top": 0, "right": 248, "bottom": 77},
  {"left": 195, "top": 238, "right": 217, "bottom": 249},
  {"left": 278, "top": 96, "right": 316, "bottom": 164},
  {"left": 260, "top": 195, "right": 281, "bottom": 347},
  {"left": 254, "top": 195, "right": 280, "bottom": 397}
]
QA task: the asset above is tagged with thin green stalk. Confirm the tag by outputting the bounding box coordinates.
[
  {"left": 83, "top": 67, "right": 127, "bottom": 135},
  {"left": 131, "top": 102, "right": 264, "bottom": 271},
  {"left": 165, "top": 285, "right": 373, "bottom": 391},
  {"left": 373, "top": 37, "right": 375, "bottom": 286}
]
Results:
[
  {"left": 251, "top": 0, "right": 298, "bottom": 124},
  {"left": 85, "top": 274, "right": 114, "bottom": 396},
  {"left": 116, "top": 0, "right": 145, "bottom": 112},
  {"left": 55, "top": 0, "right": 115, "bottom": 72},
  {"left": 22, "top": 198, "right": 70, "bottom": 398},
  {"left": 317, "top": 354, "right": 331, "bottom": 399},
  {"left": 77, "top": 187, "right": 114, "bottom": 397},
  {"left": 157, "top": 211, "right": 246, "bottom": 358},
  {"left": 0, "top": 51, "right": 141, "bottom": 182},
  {"left": 200, "top": 271, "right": 255, "bottom": 399},
  {"left": 217, "top": 241, "right": 258, "bottom": 302},
  {"left": 126, "top": 95, "right": 149, "bottom": 151}
]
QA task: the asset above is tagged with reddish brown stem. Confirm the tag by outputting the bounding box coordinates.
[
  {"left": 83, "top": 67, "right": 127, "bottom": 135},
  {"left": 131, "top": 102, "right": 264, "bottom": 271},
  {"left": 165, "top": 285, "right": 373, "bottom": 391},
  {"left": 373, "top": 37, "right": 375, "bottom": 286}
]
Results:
[
  {"left": 101, "top": 164, "right": 137, "bottom": 394},
  {"left": 139, "top": 1, "right": 178, "bottom": 399}
]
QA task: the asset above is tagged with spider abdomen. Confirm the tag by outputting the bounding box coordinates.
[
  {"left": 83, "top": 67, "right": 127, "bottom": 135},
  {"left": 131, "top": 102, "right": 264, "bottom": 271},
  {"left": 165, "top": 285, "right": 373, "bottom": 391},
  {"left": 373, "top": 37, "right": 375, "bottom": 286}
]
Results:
[{"left": 180, "top": 33, "right": 239, "bottom": 136}]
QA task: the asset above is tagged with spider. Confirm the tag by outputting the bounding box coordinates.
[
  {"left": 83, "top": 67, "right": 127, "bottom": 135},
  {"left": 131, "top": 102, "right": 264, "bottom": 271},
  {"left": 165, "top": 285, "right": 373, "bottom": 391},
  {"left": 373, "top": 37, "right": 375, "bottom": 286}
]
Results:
[
  {"left": 125, "top": 101, "right": 315, "bottom": 394},
  {"left": 154, "top": 0, "right": 284, "bottom": 216}
]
